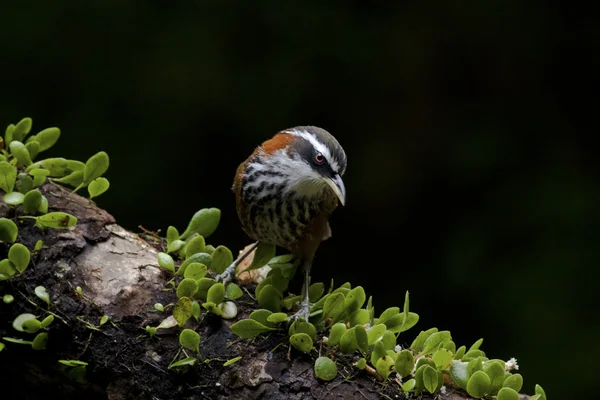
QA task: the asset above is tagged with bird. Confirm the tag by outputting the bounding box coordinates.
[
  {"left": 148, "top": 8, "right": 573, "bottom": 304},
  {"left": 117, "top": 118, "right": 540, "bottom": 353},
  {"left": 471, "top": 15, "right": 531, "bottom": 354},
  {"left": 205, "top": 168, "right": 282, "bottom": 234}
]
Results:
[{"left": 216, "top": 126, "right": 347, "bottom": 321}]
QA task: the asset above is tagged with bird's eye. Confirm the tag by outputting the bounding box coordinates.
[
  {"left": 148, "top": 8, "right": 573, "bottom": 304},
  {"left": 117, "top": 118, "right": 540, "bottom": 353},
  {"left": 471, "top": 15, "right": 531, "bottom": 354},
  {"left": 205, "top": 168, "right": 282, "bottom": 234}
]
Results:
[{"left": 314, "top": 153, "right": 325, "bottom": 165}]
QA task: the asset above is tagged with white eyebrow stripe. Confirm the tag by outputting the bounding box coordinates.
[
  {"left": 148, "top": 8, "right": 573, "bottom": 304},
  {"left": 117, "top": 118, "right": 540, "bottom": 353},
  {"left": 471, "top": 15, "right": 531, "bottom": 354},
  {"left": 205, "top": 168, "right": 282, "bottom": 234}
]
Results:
[{"left": 285, "top": 129, "right": 341, "bottom": 173}]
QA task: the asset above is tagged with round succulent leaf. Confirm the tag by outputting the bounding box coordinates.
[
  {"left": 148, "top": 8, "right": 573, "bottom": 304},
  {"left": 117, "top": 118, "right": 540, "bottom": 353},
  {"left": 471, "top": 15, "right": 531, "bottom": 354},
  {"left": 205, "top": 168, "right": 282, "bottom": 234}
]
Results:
[
  {"left": 467, "top": 370, "right": 491, "bottom": 398},
  {"left": 202, "top": 301, "right": 222, "bottom": 316},
  {"left": 16, "top": 173, "right": 34, "bottom": 194},
  {"left": 307, "top": 282, "right": 325, "bottom": 303},
  {"left": 422, "top": 365, "right": 439, "bottom": 393},
  {"left": 322, "top": 292, "right": 345, "bottom": 320},
  {"left": 88, "top": 177, "right": 110, "bottom": 199},
  {"left": 11, "top": 117, "right": 32, "bottom": 142},
  {"left": 3, "top": 191, "right": 24, "bottom": 205},
  {"left": 22, "top": 318, "right": 42, "bottom": 333},
  {"left": 0, "top": 342, "right": 4, "bottom": 352},
  {"left": 4, "top": 123, "right": 15, "bottom": 143},
  {"left": 173, "top": 297, "right": 194, "bottom": 327},
  {"left": 52, "top": 170, "right": 84, "bottom": 187},
  {"left": 176, "top": 278, "right": 199, "bottom": 298},
  {"left": 289, "top": 320, "right": 317, "bottom": 341},
  {"left": 290, "top": 333, "right": 313, "bottom": 353},
  {"left": 13, "top": 313, "right": 38, "bottom": 332},
  {"left": 23, "top": 189, "right": 42, "bottom": 214},
  {"left": 416, "top": 357, "right": 436, "bottom": 370},
  {"left": 178, "top": 252, "right": 212, "bottom": 275},
  {"left": 9, "top": 141, "right": 32, "bottom": 166},
  {"left": 194, "top": 277, "right": 215, "bottom": 301},
  {"left": 167, "top": 239, "right": 185, "bottom": 254},
  {"left": 0, "top": 161, "right": 17, "bottom": 193},
  {"left": 32, "top": 127, "right": 61, "bottom": 152},
  {"left": 467, "top": 356, "right": 485, "bottom": 377},
  {"left": 432, "top": 348, "right": 453, "bottom": 369},
  {"left": 219, "top": 301, "right": 238, "bottom": 319},
  {"left": 268, "top": 253, "right": 295, "bottom": 264},
  {"left": 535, "top": 384, "right": 547, "bottom": 400},
  {"left": 503, "top": 373, "right": 523, "bottom": 392},
  {"left": 166, "top": 225, "right": 179, "bottom": 246},
  {"left": 168, "top": 357, "right": 197, "bottom": 369},
  {"left": 497, "top": 387, "right": 520, "bottom": 400},
  {"left": 224, "top": 282, "right": 243, "bottom": 300},
  {"left": 257, "top": 284, "right": 281, "bottom": 312},
  {"left": 3, "top": 294, "right": 14, "bottom": 303},
  {"left": 469, "top": 338, "right": 484, "bottom": 352},
  {"left": 207, "top": 282, "right": 225, "bottom": 304},
  {"left": 410, "top": 327, "right": 438, "bottom": 352},
  {"left": 367, "top": 323, "right": 386, "bottom": 345},
  {"left": 339, "top": 327, "right": 359, "bottom": 354},
  {"left": 210, "top": 245, "right": 233, "bottom": 274},
  {"left": 283, "top": 294, "right": 302, "bottom": 310},
  {"left": 25, "top": 141, "right": 40, "bottom": 160},
  {"left": 422, "top": 330, "right": 451, "bottom": 355},
  {"left": 484, "top": 360, "right": 506, "bottom": 396},
  {"left": 444, "top": 340, "right": 457, "bottom": 353},
  {"left": 379, "top": 330, "right": 397, "bottom": 350},
  {"left": 83, "top": 151, "right": 109, "bottom": 185},
  {"left": 328, "top": 322, "right": 346, "bottom": 346},
  {"left": 348, "top": 309, "right": 370, "bottom": 327},
  {"left": 246, "top": 242, "right": 276, "bottom": 271},
  {"left": 353, "top": 324, "right": 368, "bottom": 353},
  {"left": 230, "top": 319, "right": 276, "bottom": 339},
  {"left": 0, "top": 218, "right": 18, "bottom": 242},
  {"left": 355, "top": 358, "right": 367, "bottom": 369},
  {"left": 454, "top": 345, "right": 466, "bottom": 360},
  {"left": 9, "top": 243, "right": 30, "bottom": 273},
  {"left": 314, "top": 356, "right": 337, "bottom": 381},
  {"left": 185, "top": 235, "right": 206, "bottom": 258},
  {"left": 463, "top": 349, "right": 485, "bottom": 361},
  {"left": 34, "top": 285, "right": 50, "bottom": 305},
  {"left": 249, "top": 309, "right": 275, "bottom": 327},
  {"left": 31, "top": 332, "right": 48, "bottom": 350},
  {"left": 41, "top": 315, "right": 55, "bottom": 328},
  {"left": 157, "top": 252, "right": 175, "bottom": 273},
  {"left": 266, "top": 312, "right": 288, "bottom": 323},
  {"left": 344, "top": 286, "right": 366, "bottom": 312},
  {"left": 0, "top": 259, "right": 17, "bottom": 280},
  {"left": 183, "top": 262, "right": 207, "bottom": 280},
  {"left": 395, "top": 349, "right": 415, "bottom": 378},
  {"left": 370, "top": 340, "right": 387, "bottom": 366},
  {"left": 179, "top": 208, "right": 221, "bottom": 240},
  {"left": 375, "top": 355, "right": 394, "bottom": 380},
  {"left": 397, "top": 312, "right": 419, "bottom": 333},
  {"left": 179, "top": 329, "right": 200, "bottom": 353},
  {"left": 36, "top": 212, "right": 77, "bottom": 229},
  {"left": 402, "top": 379, "right": 416, "bottom": 392}
]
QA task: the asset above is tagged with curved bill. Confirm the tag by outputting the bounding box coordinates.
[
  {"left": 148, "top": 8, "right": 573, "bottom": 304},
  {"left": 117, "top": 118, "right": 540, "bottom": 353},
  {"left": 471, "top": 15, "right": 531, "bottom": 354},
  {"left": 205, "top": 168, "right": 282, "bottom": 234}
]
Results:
[{"left": 323, "top": 174, "right": 346, "bottom": 206}]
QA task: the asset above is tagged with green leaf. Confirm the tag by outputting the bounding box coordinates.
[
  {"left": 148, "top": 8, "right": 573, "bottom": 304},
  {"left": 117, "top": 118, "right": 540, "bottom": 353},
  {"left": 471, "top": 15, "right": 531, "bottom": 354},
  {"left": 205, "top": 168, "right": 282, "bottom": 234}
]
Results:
[
  {"left": 314, "top": 356, "right": 337, "bottom": 381},
  {"left": 210, "top": 245, "right": 233, "bottom": 274},
  {"left": 31, "top": 332, "right": 48, "bottom": 350},
  {"left": 176, "top": 278, "right": 199, "bottom": 298},
  {"left": 34, "top": 286, "right": 50, "bottom": 305},
  {"left": 16, "top": 173, "right": 34, "bottom": 194},
  {"left": 30, "top": 127, "right": 60, "bottom": 152},
  {"left": 13, "top": 313, "right": 37, "bottom": 332},
  {"left": 3, "top": 294, "right": 15, "bottom": 303},
  {"left": 195, "top": 277, "right": 216, "bottom": 301},
  {"left": 166, "top": 225, "right": 179, "bottom": 246},
  {"left": 290, "top": 333, "right": 313, "bottom": 353},
  {"left": 449, "top": 361, "right": 469, "bottom": 389},
  {"left": 178, "top": 252, "right": 212, "bottom": 275},
  {"left": 484, "top": 360, "right": 506, "bottom": 396},
  {"left": 99, "top": 315, "right": 109, "bottom": 326},
  {"left": 383, "top": 312, "right": 420, "bottom": 333},
  {"left": 0, "top": 259, "right": 16, "bottom": 280},
  {"left": 328, "top": 323, "right": 346, "bottom": 346},
  {"left": 376, "top": 355, "right": 394, "bottom": 380},
  {"left": 2, "top": 337, "right": 32, "bottom": 345},
  {"left": 11, "top": 118, "right": 32, "bottom": 142},
  {"left": 422, "top": 331, "right": 451, "bottom": 355},
  {"left": 257, "top": 284, "right": 281, "bottom": 312},
  {"left": 36, "top": 212, "right": 78, "bottom": 229},
  {"left": 25, "top": 140, "right": 41, "bottom": 160},
  {"left": 9, "top": 141, "right": 32, "bottom": 166},
  {"left": 402, "top": 379, "right": 416, "bottom": 392},
  {"left": 83, "top": 151, "right": 109, "bottom": 185},
  {"left": 168, "top": 357, "right": 196, "bottom": 369},
  {"left": 497, "top": 387, "right": 520, "bottom": 400},
  {"left": 266, "top": 312, "right": 288, "bottom": 323},
  {"left": 58, "top": 360, "right": 88, "bottom": 367},
  {"left": 3, "top": 191, "right": 24, "bottom": 205},
  {"left": 469, "top": 338, "right": 484, "bottom": 352},
  {"left": 157, "top": 252, "right": 175, "bottom": 273},
  {"left": 223, "top": 356, "right": 242, "bottom": 366},
  {"left": 0, "top": 161, "right": 17, "bottom": 193},
  {"left": 339, "top": 327, "right": 358, "bottom": 354},
  {"left": 322, "top": 292, "right": 345, "bottom": 320},
  {"left": 224, "top": 282, "right": 243, "bottom": 300},
  {"left": 370, "top": 341, "right": 387, "bottom": 366},
  {"left": 463, "top": 349, "right": 486, "bottom": 361},
  {"left": 467, "top": 370, "right": 491, "bottom": 398},
  {"left": 454, "top": 345, "right": 466, "bottom": 360},
  {"left": 30, "top": 168, "right": 51, "bottom": 187},
  {"left": 0, "top": 218, "right": 18, "bottom": 243},
  {"left": 23, "top": 189, "right": 42, "bottom": 214},
  {"left": 410, "top": 328, "right": 438, "bottom": 352},
  {"left": 4, "top": 123, "right": 15, "bottom": 144},
  {"left": 179, "top": 208, "right": 221, "bottom": 240},
  {"left": 0, "top": 342, "right": 4, "bottom": 352},
  {"left": 173, "top": 297, "right": 194, "bottom": 327},
  {"left": 249, "top": 309, "right": 275, "bottom": 327},
  {"left": 88, "top": 177, "right": 110, "bottom": 199},
  {"left": 348, "top": 309, "right": 370, "bottom": 327},
  {"left": 289, "top": 320, "right": 317, "bottom": 341},
  {"left": 40, "top": 315, "right": 55, "bottom": 328},
  {"left": 367, "top": 323, "right": 387, "bottom": 345},
  {"left": 395, "top": 349, "right": 415, "bottom": 378},
  {"left": 9, "top": 243, "right": 30, "bottom": 273},
  {"left": 354, "top": 324, "right": 368, "bottom": 353},
  {"left": 22, "top": 318, "right": 42, "bottom": 333},
  {"left": 230, "top": 319, "right": 276, "bottom": 338},
  {"left": 246, "top": 242, "right": 276, "bottom": 271},
  {"left": 379, "top": 330, "right": 397, "bottom": 350},
  {"left": 423, "top": 365, "right": 439, "bottom": 393},
  {"left": 503, "top": 373, "right": 523, "bottom": 392},
  {"left": 52, "top": 170, "right": 84, "bottom": 187},
  {"left": 467, "top": 356, "right": 484, "bottom": 376},
  {"left": 444, "top": 340, "right": 456, "bottom": 353},
  {"left": 185, "top": 235, "right": 206, "bottom": 258},
  {"left": 183, "top": 262, "right": 207, "bottom": 280},
  {"left": 344, "top": 286, "right": 366, "bottom": 311},
  {"left": 355, "top": 358, "right": 367, "bottom": 369},
  {"left": 207, "top": 282, "right": 225, "bottom": 304},
  {"left": 179, "top": 329, "right": 200, "bottom": 353},
  {"left": 535, "top": 384, "right": 547, "bottom": 400},
  {"left": 432, "top": 348, "right": 453, "bottom": 369}
]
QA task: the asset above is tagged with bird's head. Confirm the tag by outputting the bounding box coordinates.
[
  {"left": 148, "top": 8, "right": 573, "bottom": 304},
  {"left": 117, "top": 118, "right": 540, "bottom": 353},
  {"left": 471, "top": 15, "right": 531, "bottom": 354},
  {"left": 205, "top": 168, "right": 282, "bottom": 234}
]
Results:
[{"left": 253, "top": 126, "right": 347, "bottom": 205}]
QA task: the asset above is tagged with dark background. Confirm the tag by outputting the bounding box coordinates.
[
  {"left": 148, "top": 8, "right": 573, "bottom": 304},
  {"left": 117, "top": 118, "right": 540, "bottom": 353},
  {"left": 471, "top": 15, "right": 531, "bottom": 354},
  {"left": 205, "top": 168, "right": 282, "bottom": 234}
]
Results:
[{"left": 1, "top": 1, "right": 597, "bottom": 398}]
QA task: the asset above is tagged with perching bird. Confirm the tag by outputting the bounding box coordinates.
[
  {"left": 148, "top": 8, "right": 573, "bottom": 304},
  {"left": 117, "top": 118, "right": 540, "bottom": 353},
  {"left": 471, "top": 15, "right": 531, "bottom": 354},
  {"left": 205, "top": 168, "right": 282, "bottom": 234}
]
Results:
[{"left": 216, "top": 126, "right": 346, "bottom": 321}]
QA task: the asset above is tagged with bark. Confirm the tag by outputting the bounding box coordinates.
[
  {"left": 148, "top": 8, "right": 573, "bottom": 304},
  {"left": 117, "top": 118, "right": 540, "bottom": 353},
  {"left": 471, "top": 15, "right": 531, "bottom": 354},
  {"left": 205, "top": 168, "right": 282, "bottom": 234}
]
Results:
[{"left": 0, "top": 183, "right": 528, "bottom": 400}]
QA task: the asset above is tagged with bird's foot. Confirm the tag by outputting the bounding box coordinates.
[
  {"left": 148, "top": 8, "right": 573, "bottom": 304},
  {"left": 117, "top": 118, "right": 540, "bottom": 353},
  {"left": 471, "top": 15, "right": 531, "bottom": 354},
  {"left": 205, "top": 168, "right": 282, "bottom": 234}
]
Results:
[
  {"left": 215, "top": 263, "right": 236, "bottom": 286},
  {"left": 289, "top": 298, "right": 311, "bottom": 322}
]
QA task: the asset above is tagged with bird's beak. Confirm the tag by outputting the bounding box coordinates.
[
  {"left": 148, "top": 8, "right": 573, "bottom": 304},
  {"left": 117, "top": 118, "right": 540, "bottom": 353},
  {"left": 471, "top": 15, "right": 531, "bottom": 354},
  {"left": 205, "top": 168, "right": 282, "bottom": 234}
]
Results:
[{"left": 323, "top": 174, "right": 346, "bottom": 206}]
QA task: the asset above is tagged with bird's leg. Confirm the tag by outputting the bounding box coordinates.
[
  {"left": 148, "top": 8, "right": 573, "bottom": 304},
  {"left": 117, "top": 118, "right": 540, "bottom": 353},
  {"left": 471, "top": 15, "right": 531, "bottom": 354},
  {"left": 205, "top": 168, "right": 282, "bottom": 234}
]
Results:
[
  {"left": 215, "top": 241, "right": 259, "bottom": 285},
  {"left": 289, "top": 259, "right": 312, "bottom": 322}
]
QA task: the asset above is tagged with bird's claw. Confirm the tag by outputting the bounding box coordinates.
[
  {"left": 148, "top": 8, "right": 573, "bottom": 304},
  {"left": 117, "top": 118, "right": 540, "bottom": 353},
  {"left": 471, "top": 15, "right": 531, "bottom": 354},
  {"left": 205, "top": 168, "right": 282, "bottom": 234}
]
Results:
[
  {"left": 289, "top": 299, "right": 311, "bottom": 323},
  {"left": 215, "top": 263, "right": 236, "bottom": 286}
]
